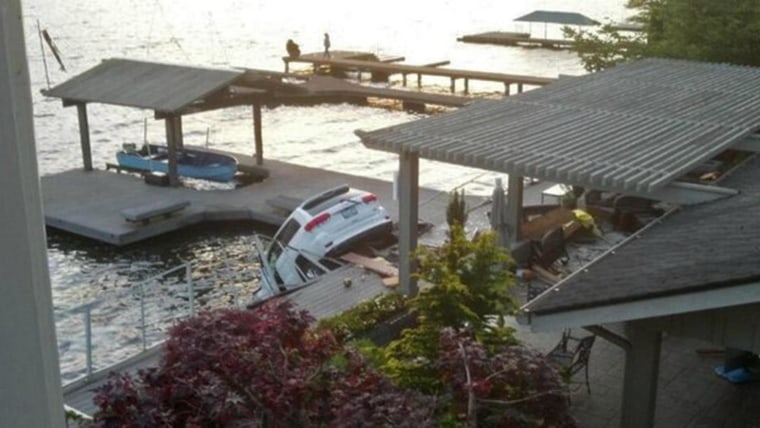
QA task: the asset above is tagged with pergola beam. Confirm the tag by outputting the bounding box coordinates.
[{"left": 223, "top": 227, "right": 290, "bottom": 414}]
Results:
[{"left": 732, "top": 133, "right": 760, "bottom": 153}]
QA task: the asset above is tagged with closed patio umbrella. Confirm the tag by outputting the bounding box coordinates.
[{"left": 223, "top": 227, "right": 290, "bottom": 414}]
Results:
[{"left": 490, "top": 177, "right": 509, "bottom": 247}]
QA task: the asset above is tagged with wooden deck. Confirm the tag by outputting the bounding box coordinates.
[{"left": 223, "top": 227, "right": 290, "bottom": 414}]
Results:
[
  {"left": 62, "top": 264, "right": 394, "bottom": 416},
  {"left": 458, "top": 32, "right": 574, "bottom": 49},
  {"left": 284, "top": 51, "right": 556, "bottom": 95}
]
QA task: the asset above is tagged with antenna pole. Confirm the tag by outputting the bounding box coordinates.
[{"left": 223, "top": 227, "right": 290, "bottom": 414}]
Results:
[{"left": 36, "top": 20, "right": 50, "bottom": 89}]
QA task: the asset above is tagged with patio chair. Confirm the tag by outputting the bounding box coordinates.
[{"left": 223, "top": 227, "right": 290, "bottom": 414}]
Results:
[
  {"left": 532, "top": 226, "right": 569, "bottom": 269},
  {"left": 547, "top": 329, "right": 596, "bottom": 394}
]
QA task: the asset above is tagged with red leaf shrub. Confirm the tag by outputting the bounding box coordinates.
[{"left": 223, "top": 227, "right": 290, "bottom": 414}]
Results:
[
  {"left": 92, "top": 299, "right": 436, "bottom": 427},
  {"left": 437, "top": 329, "right": 576, "bottom": 428}
]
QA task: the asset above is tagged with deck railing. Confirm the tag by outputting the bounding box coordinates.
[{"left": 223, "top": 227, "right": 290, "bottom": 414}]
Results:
[{"left": 62, "top": 263, "right": 197, "bottom": 383}]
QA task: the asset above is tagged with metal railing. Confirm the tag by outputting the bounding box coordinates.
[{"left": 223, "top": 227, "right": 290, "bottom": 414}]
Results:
[{"left": 64, "top": 262, "right": 195, "bottom": 381}]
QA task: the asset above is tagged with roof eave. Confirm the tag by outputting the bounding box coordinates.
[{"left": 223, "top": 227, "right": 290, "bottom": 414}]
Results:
[{"left": 520, "top": 280, "right": 760, "bottom": 331}]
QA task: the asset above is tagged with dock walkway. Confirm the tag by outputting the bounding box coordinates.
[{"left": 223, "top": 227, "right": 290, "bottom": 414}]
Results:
[{"left": 285, "top": 51, "right": 555, "bottom": 94}]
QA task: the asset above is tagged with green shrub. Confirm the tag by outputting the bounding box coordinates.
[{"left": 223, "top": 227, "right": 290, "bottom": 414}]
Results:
[{"left": 446, "top": 188, "right": 468, "bottom": 229}]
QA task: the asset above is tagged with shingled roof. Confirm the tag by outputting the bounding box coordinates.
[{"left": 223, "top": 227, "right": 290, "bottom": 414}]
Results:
[{"left": 523, "top": 155, "right": 760, "bottom": 319}]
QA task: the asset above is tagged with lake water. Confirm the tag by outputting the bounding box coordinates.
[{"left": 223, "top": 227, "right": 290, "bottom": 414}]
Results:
[{"left": 20, "top": 0, "right": 630, "bottom": 381}]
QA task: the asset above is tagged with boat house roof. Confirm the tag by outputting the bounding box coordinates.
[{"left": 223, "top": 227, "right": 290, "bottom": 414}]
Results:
[
  {"left": 44, "top": 58, "right": 244, "bottom": 113},
  {"left": 513, "top": 10, "right": 600, "bottom": 26},
  {"left": 357, "top": 58, "right": 760, "bottom": 204}
]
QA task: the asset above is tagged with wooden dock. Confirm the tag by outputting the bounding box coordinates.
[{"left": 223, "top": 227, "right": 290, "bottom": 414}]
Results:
[
  {"left": 458, "top": 31, "right": 575, "bottom": 50},
  {"left": 41, "top": 150, "right": 472, "bottom": 246},
  {"left": 279, "top": 74, "right": 472, "bottom": 109},
  {"left": 284, "top": 51, "right": 555, "bottom": 95}
]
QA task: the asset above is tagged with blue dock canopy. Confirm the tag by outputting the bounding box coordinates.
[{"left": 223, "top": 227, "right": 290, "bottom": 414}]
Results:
[{"left": 514, "top": 10, "right": 600, "bottom": 26}]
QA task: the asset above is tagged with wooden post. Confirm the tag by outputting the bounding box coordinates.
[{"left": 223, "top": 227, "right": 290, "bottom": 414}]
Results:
[
  {"left": 417, "top": 73, "right": 422, "bottom": 88},
  {"left": 450, "top": 77, "right": 456, "bottom": 93},
  {"left": 76, "top": 102, "right": 93, "bottom": 171},
  {"left": 518, "top": 83, "right": 524, "bottom": 93},
  {"left": 505, "top": 83, "right": 511, "bottom": 96},
  {"left": 464, "top": 78, "right": 469, "bottom": 95},
  {"left": 402, "top": 73, "right": 407, "bottom": 87},
  {"left": 284, "top": 58, "right": 289, "bottom": 73},
  {"left": 0, "top": 1, "right": 66, "bottom": 425},
  {"left": 165, "top": 116, "right": 180, "bottom": 187},
  {"left": 398, "top": 151, "right": 419, "bottom": 296},
  {"left": 253, "top": 103, "right": 263, "bottom": 165},
  {"left": 174, "top": 115, "right": 184, "bottom": 149}
]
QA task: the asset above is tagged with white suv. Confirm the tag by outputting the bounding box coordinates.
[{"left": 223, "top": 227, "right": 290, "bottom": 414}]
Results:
[{"left": 254, "top": 184, "right": 393, "bottom": 300}]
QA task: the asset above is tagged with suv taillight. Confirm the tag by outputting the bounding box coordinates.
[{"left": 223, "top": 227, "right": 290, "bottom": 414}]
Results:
[
  {"left": 362, "top": 193, "right": 378, "bottom": 203},
  {"left": 304, "top": 212, "right": 331, "bottom": 231}
]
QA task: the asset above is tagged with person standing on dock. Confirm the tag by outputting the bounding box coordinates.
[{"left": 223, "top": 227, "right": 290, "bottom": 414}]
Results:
[{"left": 323, "top": 32, "right": 331, "bottom": 57}]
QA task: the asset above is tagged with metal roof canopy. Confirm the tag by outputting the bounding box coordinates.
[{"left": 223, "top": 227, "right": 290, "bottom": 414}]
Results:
[
  {"left": 44, "top": 58, "right": 244, "bottom": 113},
  {"left": 514, "top": 10, "right": 600, "bottom": 26},
  {"left": 357, "top": 58, "right": 760, "bottom": 204}
]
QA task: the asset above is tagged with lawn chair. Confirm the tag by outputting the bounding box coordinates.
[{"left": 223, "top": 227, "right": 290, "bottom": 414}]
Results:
[{"left": 547, "top": 329, "right": 596, "bottom": 394}]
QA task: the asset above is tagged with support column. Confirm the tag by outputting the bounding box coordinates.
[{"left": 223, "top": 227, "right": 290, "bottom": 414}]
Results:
[
  {"left": 464, "top": 78, "right": 469, "bottom": 95},
  {"left": 164, "top": 116, "right": 180, "bottom": 187},
  {"left": 450, "top": 77, "right": 456, "bottom": 93},
  {"left": 174, "top": 115, "right": 184, "bottom": 149},
  {"left": 253, "top": 103, "right": 263, "bottom": 165},
  {"left": 76, "top": 103, "right": 93, "bottom": 171},
  {"left": 0, "top": 1, "right": 65, "bottom": 426},
  {"left": 620, "top": 321, "right": 662, "bottom": 428},
  {"left": 505, "top": 173, "right": 524, "bottom": 244},
  {"left": 398, "top": 151, "right": 419, "bottom": 296}
]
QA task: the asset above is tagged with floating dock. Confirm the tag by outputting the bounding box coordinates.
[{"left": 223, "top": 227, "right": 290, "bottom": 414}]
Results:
[
  {"left": 458, "top": 31, "right": 574, "bottom": 49},
  {"left": 41, "top": 150, "right": 473, "bottom": 246}
]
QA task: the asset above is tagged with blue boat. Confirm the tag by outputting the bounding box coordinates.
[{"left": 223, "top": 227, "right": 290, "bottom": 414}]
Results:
[{"left": 116, "top": 144, "right": 238, "bottom": 182}]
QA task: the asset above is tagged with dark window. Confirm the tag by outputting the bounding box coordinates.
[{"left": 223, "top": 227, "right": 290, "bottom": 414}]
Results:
[
  {"left": 295, "top": 255, "right": 325, "bottom": 280},
  {"left": 274, "top": 219, "right": 301, "bottom": 246}
]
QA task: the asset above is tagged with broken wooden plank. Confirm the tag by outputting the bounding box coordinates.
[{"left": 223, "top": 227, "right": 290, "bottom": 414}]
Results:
[
  {"left": 340, "top": 252, "right": 399, "bottom": 278},
  {"left": 530, "top": 264, "right": 563, "bottom": 284},
  {"left": 382, "top": 276, "right": 399, "bottom": 288}
]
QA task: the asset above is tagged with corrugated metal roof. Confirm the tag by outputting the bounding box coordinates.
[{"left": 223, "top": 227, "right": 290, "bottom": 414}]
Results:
[
  {"left": 357, "top": 58, "right": 760, "bottom": 195},
  {"left": 45, "top": 58, "right": 243, "bottom": 113},
  {"left": 513, "top": 10, "right": 599, "bottom": 26}
]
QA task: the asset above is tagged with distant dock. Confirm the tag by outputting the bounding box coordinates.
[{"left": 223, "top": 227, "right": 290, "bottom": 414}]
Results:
[
  {"left": 458, "top": 31, "right": 574, "bottom": 49},
  {"left": 284, "top": 50, "right": 555, "bottom": 95}
]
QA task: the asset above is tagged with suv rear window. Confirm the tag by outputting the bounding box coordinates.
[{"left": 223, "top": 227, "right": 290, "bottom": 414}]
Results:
[{"left": 274, "top": 218, "right": 301, "bottom": 246}]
